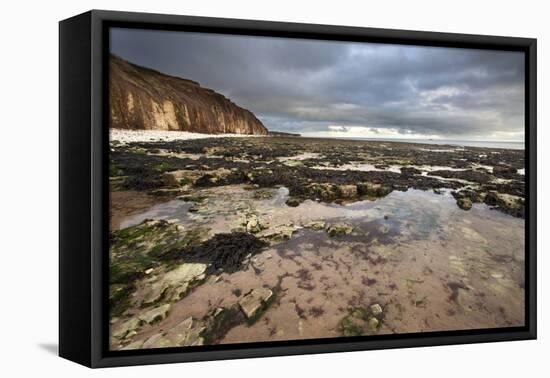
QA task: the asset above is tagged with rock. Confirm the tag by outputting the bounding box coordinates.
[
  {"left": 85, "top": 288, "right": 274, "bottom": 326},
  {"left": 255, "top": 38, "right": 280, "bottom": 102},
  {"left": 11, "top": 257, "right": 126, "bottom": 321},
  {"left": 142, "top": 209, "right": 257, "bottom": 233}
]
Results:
[
  {"left": 305, "top": 221, "right": 326, "bottom": 231},
  {"left": 262, "top": 224, "right": 297, "bottom": 243},
  {"left": 113, "top": 317, "right": 142, "bottom": 340},
  {"left": 393, "top": 184, "right": 408, "bottom": 192},
  {"left": 357, "top": 182, "right": 392, "bottom": 197},
  {"left": 253, "top": 189, "right": 275, "bottom": 200},
  {"left": 385, "top": 158, "right": 412, "bottom": 165},
  {"left": 484, "top": 191, "right": 524, "bottom": 218},
  {"left": 124, "top": 330, "right": 138, "bottom": 340},
  {"left": 139, "top": 303, "right": 171, "bottom": 325},
  {"left": 161, "top": 172, "right": 180, "bottom": 187},
  {"left": 109, "top": 220, "right": 207, "bottom": 300},
  {"left": 338, "top": 308, "right": 369, "bottom": 337},
  {"left": 338, "top": 307, "right": 382, "bottom": 336},
  {"left": 456, "top": 197, "right": 472, "bottom": 210},
  {"left": 452, "top": 189, "right": 484, "bottom": 203},
  {"left": 142, "top": 333, "right": 173, "bottom": 349},
  {"left": 203, "top": 146, "right": 225, "bottom": 155},
  {"left": 110, "top": 55, "right": 268, "bottom": 135},
  {"left": 244, "top": 213, "right": 263, "bottom": 233},
  {"left": 370, "top": 303, "right": 383, "bottom": 317},
  {"left": 195, "top": 168, "right": 234, "bottom": 187},
  {"left": 141, "top": 263, "right": 208, "bottom": 306},
  {"left": 485, "top": 191, "right": 521, "bottom": 208},
  {"left": 285, "top": 197, "right": 302, "bottom": 207},
  {"left": 307, "top": 183, "right": 338, "bottom": 201},
  {"left": 238, "top": 288, "right": 274, "bottom": 319},
  {"left": 493, "top": 165, "right": 516, "bottom": 175},
  {"left": 163, "top": 316, "right": 205, "bottom": 347},
  {"left": 367, "top": 316, "right": 380, "bottom": 330},
  {"left": 188, "top": 204, "right": 200, "bottom": 212},
  {"left": 336, "top": 184, "right": 358, "bottom": 198},
  {"left": 400, "top": 167, "right": 422, "bottom": 176},
  {"left": 201, "top": 306, "right": 247, "bottom": 343},
  {"left": 326, "top": 223, "right": 353, "bottom": 237},
  {"left": 162, "top": 170, "right": 202, "bottom": 188},
  {"left": 246, "top": 168, "right": 274, "bottom": 183},
  {"left": 120, "top": 339, "right": 145, "bottom": 350}
]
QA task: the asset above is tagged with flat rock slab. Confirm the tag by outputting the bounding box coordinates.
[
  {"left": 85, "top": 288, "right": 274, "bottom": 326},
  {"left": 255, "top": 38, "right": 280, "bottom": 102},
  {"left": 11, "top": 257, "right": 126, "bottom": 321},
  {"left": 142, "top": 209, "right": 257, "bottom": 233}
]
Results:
[
  {"left": 136, "top": 316, "right": 206, "bottom": 350},
  {"left": 141, "top": 262, "right": 208, "bottom": 305},
  {"left": 164, "top": 316, "right": 205, "bottom": 347},
  {"left": 139, "top": 303, "right": 171, "bottom": 324},
  {"left": 120, "top": 339, "right": 145, "bottom": 350},
  {"left": 112, "top": 317, "right": 142, "bottom": 340},
  {"left": 260, "top": 224, "right": 298, "bottom": 243},
  {"left": 238, "top": 288, "right": 274, "bottom": 319},
  {"left": 141, "top": 333, "right": 174, "bottom": 349}
]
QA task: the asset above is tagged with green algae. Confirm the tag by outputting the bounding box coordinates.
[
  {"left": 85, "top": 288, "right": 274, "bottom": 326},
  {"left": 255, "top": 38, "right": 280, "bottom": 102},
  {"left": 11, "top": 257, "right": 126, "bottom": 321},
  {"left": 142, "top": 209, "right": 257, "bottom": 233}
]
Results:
[{"left": 109, "top": 220, "right": 208, "bottom": 316}]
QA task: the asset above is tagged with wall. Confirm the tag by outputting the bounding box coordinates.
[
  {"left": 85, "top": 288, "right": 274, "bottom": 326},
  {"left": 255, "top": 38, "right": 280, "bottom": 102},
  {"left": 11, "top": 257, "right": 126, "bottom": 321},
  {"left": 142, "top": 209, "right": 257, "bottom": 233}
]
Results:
[{"left": 1, "top": 0, "right": 546, "bottom": 376}]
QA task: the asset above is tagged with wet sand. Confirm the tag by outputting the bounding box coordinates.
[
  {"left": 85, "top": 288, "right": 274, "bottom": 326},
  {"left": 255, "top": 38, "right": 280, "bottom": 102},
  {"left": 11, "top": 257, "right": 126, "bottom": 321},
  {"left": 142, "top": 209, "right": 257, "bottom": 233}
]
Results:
[{"left": 110, "top": 190, "right": 166, "bottom": 230}]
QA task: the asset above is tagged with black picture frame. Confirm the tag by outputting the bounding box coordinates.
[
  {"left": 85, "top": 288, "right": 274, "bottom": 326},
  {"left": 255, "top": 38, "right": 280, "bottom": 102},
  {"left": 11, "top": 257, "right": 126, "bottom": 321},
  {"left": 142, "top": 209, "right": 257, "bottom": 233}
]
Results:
[{"left": 59, "top": 9, "right": 537, "bottom": 368}]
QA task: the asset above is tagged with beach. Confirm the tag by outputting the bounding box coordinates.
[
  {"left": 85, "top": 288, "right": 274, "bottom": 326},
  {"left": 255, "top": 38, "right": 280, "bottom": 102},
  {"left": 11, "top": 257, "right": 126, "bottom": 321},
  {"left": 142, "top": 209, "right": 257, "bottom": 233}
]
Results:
[{"left": 108, "top": 131, "right": 525, "bottom": 350}]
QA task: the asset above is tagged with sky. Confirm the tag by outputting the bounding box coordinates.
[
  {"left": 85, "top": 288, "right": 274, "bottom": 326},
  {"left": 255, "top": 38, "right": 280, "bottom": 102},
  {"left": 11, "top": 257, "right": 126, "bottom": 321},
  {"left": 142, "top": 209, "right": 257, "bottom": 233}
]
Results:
[{"left": 111, "top": 28, "right": 525, "bottom": 142}]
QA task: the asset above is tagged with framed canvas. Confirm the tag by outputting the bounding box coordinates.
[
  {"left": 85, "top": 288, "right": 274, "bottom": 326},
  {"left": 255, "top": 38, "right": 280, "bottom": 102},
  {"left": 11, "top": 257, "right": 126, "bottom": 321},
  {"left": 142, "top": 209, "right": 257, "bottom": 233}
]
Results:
[{"left": 59, "top": 10, "right": 537, "bottom": 368}]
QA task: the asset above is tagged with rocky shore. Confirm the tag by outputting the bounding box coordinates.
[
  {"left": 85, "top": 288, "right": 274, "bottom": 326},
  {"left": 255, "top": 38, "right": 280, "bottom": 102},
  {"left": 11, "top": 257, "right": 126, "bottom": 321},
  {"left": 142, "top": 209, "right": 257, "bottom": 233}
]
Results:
[
  {"left": 109, "top": 136, "right": 525, "bottom": 350},
  {"left": 111, "top": 136, "right": 525, "bottom": 218}
]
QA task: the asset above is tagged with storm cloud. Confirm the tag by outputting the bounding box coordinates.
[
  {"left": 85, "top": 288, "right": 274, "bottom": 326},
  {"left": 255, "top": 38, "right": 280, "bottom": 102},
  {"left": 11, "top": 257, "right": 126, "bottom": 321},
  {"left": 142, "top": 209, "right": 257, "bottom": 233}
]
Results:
[{"left": 111, "top": 28, "right": 525, "bottom": 141}]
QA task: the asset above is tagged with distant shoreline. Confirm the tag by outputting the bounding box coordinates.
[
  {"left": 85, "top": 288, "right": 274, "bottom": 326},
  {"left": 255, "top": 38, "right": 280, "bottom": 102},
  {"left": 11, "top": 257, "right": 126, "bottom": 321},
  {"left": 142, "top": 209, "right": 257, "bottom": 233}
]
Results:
[
  {"left": 300, "top": 135, "right": 525, "bottom": 150},
  {"left": 110, "top": 128, "right": 524, "bottom": 150}
]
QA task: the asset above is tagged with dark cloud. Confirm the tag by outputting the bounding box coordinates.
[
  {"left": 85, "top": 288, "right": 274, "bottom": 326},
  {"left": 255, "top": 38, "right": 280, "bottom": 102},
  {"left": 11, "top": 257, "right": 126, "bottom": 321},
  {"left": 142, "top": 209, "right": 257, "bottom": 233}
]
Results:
[{"left": 111, "top": 28, "right": 525, "bottom": 140}]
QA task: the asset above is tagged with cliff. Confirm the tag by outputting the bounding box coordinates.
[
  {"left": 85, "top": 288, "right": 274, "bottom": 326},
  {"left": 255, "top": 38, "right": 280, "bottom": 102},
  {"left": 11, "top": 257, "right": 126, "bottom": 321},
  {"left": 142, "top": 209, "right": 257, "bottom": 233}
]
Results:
[{"left": 109, "top": 55, "right": 268, "bottom": 135}]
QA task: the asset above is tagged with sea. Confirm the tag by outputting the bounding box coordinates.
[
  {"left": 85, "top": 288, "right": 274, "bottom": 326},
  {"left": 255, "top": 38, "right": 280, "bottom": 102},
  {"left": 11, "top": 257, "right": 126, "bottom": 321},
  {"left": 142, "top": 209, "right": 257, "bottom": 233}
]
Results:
[{"left": 325, "top": 137, "right": 525, "bottom": 150}]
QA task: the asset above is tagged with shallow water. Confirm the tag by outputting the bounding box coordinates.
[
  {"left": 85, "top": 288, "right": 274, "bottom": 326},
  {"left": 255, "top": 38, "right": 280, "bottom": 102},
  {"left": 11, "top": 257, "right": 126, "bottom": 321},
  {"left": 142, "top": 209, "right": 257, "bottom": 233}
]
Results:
[
  {"left": 119, "top": 200, "right": 193, "bottom": 229},
  {"left": 311, "top": 162, "right": 481, "bottom": 176},
  {"left": 311, "top": 162, "right": 402, "bottom": 173},
  {"left": 120, "top": 187, "right": 524, "bottom": 271},
  {"left": 114, "top": 185, "right": 525, "bottom": 347},
  {"left": 277, "top": 152, "right": 322, "bottom": 162},
  {"left": 323, "top": 137, "right": 525, "bottom": 150}
]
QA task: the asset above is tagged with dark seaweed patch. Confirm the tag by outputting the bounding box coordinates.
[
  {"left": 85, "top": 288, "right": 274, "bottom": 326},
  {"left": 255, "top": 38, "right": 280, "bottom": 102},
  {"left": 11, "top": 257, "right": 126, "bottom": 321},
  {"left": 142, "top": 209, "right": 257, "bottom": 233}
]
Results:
[{"left": 183, "top": 232, "right": 269, "bottom": 273}]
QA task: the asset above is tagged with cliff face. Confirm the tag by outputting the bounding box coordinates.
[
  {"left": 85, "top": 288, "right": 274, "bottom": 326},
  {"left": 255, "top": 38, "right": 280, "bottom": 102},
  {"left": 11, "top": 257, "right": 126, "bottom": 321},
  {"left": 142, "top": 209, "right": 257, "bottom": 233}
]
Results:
[{"left": 109, "top": 55, "right": 268, "bottom": 135}]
